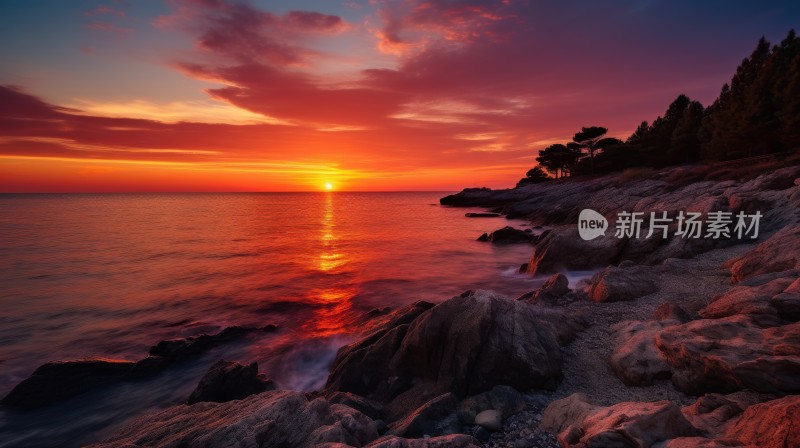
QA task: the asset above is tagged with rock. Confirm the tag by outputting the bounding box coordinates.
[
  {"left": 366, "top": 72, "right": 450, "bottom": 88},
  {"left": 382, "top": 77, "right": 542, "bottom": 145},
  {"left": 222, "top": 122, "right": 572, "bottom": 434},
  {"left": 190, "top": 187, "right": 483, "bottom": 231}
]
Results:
[
  {"left": 544, "top": 395, "right": 699, "bottom": 447},
  {"left": 723, "top": 395, "right": 800, "bottom": 447},
  {"left": 325, "top": 301, "right": 435, "bottom": 400},
  {"left": 609, "top": 320, "right": 673, "bottom": 386},
  {"left": 148, "top": 325, "right": 256, "bottom": 360},
  {"left": 527, "top": 226, "right": 627, "bottom": 276},
  {"left": 326, "top": 391, "right": 385, "bottom": 420},
  {"left": 326, "top": 291, "right": 563, "bottom": 421},
  {"left": 365, "top": 434, "right": 480, "bottom": 448},
  {"left": 474, "top": 410, "right": 502, "bottom": 432},
  {"left": 729, "top": 225, "right": 800, "bottom": 283},
  {"left": 472, "top": 425, "right": 491, "bottom": 442},
  {"left": 388, "top": 393, "right": 459, "bottom": 438},
  {"left": 187, "top": 360, "right": 276, "bottom": 404},
  {"left": 651, "top": 301, "right": 692, "bottom": 323},
  {"left": 699, "top": 273, "right": 797, "bottom": 326},
  {"left": 517, "top": 273, "right": 571, "bottom": 304},
  {"left": 518, "top": 262, "right": 529, "bottom": 273},
  {"left": 456, "top": 385, "right": 525, "bottom": 424},
  {"left": 655, "top": 315, "right": 800, "bottom": 395},
  {"left": 588, "top": 265, "right": 659, "bottom": 303},
  {"left": 680, "top": 394, "right": 747, "bottom": 437},
  {"left": 1, "top": 358, "right": 135, "bottom": 409},
  {"left": 476, "top": 226, "right": 534, "bottom": 244},
  {"left": 540, "top": 393, "right": 599, "bottom": 435},
  {"left": 464, "top": 212, "right": 500, "bottom": 218},
  {"left": 89, "top": 390, "right": 379, "bottom": 448}
]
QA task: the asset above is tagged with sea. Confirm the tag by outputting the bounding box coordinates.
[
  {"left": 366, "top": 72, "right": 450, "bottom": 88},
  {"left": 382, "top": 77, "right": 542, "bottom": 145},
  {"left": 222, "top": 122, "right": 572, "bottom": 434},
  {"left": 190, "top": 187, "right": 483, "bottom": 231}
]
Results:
[{"left": 0, "top": 192, "right": 590, "bottom": 447}]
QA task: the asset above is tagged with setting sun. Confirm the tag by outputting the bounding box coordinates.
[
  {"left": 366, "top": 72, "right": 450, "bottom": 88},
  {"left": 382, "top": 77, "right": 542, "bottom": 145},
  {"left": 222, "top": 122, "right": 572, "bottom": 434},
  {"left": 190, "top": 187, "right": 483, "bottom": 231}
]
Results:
[{"left": 324, "top": 182, "right": 333, "bottom": 191}]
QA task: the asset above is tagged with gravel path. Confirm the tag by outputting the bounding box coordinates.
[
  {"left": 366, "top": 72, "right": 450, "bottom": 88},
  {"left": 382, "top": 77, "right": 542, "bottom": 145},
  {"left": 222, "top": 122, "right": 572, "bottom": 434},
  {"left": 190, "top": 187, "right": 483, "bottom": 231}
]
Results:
[{"left": 486, "top": 243, "right": 756, "bottom": 447}]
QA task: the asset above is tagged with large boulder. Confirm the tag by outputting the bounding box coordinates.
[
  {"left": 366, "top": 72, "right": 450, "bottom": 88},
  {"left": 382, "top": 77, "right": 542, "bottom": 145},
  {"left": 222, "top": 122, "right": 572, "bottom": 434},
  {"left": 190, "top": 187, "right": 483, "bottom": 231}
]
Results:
[
  {"left": 542, "top": 394, "right": 699, "bottom": 447},
  {"left": 326, "top": 291, "right": 563, "bottom": 419},
  {"left": 187, "top": 360, "right": 276, "bottom": 404},
  {"left": 655, "top": 315, "right": 800, "bottom": 395},
  {"left": 1, "top": 358, "right": 134, "bottom": 409},
  {"left": 729, "top": 225, "right": 800, "bottom": 283},
  {"left": 88, "top": 390, "right": 380, "bottom": 448},
  {"left": 588, "top": 265, "right": 659, "bottom": 303},
  {"left": 517, "top": 273, "right": 572, "bottom": 305}
]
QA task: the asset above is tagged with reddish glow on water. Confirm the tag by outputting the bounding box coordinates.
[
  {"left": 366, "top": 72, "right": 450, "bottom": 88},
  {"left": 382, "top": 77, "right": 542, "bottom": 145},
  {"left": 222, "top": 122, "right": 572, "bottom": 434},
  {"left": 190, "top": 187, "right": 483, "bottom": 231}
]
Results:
[{"left": 0, "top": 192, "right": 547, "bottom": 400}]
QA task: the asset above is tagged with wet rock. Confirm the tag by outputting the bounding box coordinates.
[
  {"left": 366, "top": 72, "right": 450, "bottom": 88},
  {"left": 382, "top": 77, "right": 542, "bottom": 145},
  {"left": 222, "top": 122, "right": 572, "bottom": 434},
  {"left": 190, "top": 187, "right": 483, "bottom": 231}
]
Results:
[
  {"left": 518, "top": 274, "right": 570, "bottom": 305},
  {"left": 474, "top": 410, "right": 502, "bottom": 432},
  {"left": 476, "top": 226, "right": 535, "bottom": 244},
  {"left": 655, "top": 315, "right": 800, "bottom": 395},
  {"left": 187, "top": 359, "right": 275, "bottom": 404},
  {"left": 89, "top": 390, "right": 379, "bottom": 448},
  {"left": 729, "top": 225, "right": 800, "bottom": 283},
  {"left": 588, "top": 265, "right": 659, "bottom": 303},
  {"left": 1, "top": 358, "right": 134, "bottom": 409},
  {"left": 465, "top": 212, "right": 501, "bottom": 218}
]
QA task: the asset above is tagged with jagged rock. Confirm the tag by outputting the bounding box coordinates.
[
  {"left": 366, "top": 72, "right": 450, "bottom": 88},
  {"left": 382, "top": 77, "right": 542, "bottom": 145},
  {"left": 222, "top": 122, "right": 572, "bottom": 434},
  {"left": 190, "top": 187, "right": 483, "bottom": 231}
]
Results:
[
  {"left": 187, "top": 360, "right": 275, "bottom": 404},
  {"left": 527, "top": 226, "right": 627, "bottom": 276},
  {"left": 325, "top": 301, "right": 435, "bottom": 400},
  {"left": 609, "top": 320, "right": 673, "bottom": 386},
  {"left": 729, "top": 225, "right": 800, "bottom": 283},
  {"left": 542, "top": 394, "right": 698, "bottom": 447},
  {"left": 723, "top": 394, "right": 800, "bottom": 447},
  {"left": 1, "top": 358, "right": 134, "bottom": 409},
  {"left": 326, "top": 291, "right": 563, "bottom": 421},
  {"left": 326, "top": 391, "right": 385, "bottom": 420},
  {"left": 655, "top": 315, "right": 800, "bottom": 395},
  {"left": 589, "top": 265, "right": 659, "bottom": 303},
  {"left": 476, "top": 226, "right": 534, "bottom": 244},
  {"left": 88, "top": 390, "right": 379, "bottom": 448},
  {"left": 518, "top": 273, "right": 570, "bottom": 305}
]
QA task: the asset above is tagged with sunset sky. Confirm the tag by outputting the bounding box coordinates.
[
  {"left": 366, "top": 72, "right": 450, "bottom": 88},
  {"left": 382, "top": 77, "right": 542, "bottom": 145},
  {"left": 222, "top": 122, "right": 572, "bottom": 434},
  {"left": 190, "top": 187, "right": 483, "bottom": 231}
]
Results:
[{"left": 1, "top": 0, "right": 798, "bottom": 192}]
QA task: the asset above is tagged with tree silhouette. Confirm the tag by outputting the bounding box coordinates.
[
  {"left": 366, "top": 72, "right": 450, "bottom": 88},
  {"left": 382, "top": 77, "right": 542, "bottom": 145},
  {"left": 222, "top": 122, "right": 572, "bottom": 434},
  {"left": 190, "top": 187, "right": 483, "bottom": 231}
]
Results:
[
  {"left": 571, "top": 126, "right": 620, "bottom": 174},
  {"left": 535, "top": 144, "right": 580, "bottom": 178}
]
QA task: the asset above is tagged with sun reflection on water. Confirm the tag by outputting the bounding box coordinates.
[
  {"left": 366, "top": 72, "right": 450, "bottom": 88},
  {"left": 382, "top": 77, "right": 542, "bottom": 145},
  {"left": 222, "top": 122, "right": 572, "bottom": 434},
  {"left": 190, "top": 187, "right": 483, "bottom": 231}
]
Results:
[{"left": 306, "top": 193, "right": 357, "bottom": 337}]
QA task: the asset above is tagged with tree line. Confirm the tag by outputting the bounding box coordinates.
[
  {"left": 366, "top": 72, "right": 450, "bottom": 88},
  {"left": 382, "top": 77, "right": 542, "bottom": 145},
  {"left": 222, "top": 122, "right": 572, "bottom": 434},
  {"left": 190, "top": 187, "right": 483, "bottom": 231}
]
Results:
[{"left": 522, "top": 30, "right": 800, "bottom": 184}]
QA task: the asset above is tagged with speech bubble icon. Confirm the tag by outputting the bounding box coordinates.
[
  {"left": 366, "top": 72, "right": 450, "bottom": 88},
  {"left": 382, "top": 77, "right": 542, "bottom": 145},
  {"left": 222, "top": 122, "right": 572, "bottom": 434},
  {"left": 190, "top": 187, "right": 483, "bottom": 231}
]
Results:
[{"left": 578, "top": 209, "right": 608, "bottom": 240}]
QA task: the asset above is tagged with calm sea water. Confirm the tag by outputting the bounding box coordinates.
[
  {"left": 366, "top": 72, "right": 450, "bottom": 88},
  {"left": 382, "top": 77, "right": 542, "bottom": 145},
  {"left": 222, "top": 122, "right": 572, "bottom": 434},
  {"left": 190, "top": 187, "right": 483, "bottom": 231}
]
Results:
[{"left": 0, "top": 192, "right": 583, "bottom": 447}]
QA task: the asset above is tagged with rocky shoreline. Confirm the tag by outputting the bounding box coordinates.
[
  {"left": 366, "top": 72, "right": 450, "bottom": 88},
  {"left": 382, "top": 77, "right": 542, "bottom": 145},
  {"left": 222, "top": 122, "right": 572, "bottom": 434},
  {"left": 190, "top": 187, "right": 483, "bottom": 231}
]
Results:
[{"left": 3, "top": 164, "right": 800, "bottom": 447}]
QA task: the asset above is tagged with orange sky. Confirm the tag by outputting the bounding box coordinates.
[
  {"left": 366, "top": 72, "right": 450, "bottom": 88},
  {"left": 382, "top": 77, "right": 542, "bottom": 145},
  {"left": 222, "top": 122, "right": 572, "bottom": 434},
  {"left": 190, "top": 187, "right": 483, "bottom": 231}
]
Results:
[{"left": 1, "top": 0, "right": 797, "bottom": 192}]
